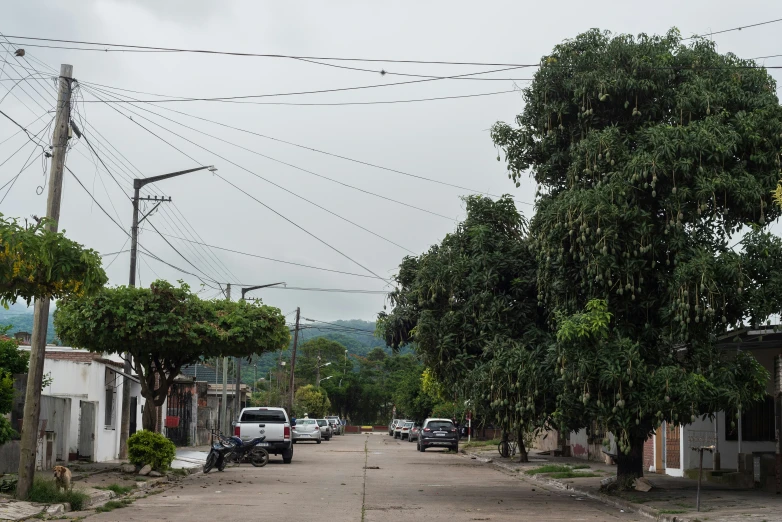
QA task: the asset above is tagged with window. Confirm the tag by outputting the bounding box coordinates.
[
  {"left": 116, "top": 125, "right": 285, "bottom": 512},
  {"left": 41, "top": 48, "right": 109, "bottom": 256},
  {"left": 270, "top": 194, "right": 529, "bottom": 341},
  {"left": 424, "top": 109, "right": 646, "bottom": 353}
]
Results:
[
  {"left": 104, "top": 367, "right": 118, "bottom": 429},
  {"left": 726, "top": 395, "right": 775, "bottom": 442},
  {"left": 426, "top": 421, "right": 454, "bottom": 430},
  {"left": 240, "top": 409, "right": 287, "bottom": 423}
]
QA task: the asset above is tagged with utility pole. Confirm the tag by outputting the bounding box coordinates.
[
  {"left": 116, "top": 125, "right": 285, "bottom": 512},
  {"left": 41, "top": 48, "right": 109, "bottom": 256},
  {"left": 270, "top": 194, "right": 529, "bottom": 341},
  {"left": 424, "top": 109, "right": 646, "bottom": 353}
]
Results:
[
  {"left": 16, "top": 64, "right": 73, "bottom": 500},
  {"left": 118, "top": 165, "right": 215, "bottom": 449},
  {"left": 288, "top": 307, "right": 300, "bottom": 415},
  {"left": 221, "top": 284, "right": 230, "bottom": 433}
]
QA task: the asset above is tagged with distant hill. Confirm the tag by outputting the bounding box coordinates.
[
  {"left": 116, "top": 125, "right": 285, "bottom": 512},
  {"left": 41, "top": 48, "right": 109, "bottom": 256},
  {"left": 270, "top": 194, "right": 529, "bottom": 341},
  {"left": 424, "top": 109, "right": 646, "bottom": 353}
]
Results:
[{"left": 0, "top": 306, "right": 56, "bottom": 343}]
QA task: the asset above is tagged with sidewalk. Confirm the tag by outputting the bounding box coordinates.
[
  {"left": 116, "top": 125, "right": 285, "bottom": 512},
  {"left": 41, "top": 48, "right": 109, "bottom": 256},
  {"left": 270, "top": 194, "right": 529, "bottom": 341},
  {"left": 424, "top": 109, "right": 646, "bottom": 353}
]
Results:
[{"left": 465, "top": 446, "right": 782, "bottom": 522}]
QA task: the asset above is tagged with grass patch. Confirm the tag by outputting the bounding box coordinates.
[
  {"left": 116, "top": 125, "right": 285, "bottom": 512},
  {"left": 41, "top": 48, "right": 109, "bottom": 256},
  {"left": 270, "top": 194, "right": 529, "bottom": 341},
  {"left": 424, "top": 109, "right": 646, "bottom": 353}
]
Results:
[
  {"left": 169, "top": 468, "right": 188, "bottom": 477},
  {"left": 24, "top": 478, "right": 90, "bottom": 511},
  {"left": 658, "top": 509, "right": 686, "bottom": 514},
  {"left": 571, "top": 464, "right": 591, "bottom": 470},
  {"left": 97, "top": 483, "right": 133, "bottom": 496},
  {"left": 548, "top": 471, "right": 600, "bottom": 479},
  {"left": 524, "top": 465, "right": 572, "bottom": 475},
  {"left": 95, "top": 499, "right": 133, "bottom": 513}
]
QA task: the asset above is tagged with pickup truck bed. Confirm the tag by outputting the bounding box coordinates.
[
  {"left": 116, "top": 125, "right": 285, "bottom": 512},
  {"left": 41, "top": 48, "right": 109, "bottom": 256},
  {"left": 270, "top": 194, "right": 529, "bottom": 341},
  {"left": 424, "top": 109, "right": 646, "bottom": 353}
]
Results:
[{"left": 235, "top": 407, "right": 293, "bottom": 463}]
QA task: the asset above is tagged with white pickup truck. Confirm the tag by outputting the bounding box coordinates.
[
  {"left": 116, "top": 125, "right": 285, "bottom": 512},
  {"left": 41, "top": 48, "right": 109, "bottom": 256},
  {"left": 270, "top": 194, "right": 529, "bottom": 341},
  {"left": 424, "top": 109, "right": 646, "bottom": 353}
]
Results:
[{"left": 234, "top": 407, "right": 294, "bottom": 463}]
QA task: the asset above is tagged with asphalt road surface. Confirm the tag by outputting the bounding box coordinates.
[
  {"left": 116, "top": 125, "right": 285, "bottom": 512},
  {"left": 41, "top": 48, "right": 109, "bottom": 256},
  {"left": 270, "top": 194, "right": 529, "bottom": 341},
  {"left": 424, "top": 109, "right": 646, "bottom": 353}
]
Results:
[{"left": 84, "top": 434, "right": 643, "bottom": 521}]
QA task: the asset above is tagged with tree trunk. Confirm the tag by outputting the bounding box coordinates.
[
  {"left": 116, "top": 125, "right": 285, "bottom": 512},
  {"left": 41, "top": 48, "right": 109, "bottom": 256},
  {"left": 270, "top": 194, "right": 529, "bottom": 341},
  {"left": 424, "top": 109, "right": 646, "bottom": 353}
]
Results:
[
  {"left": 516, "top": 428, "right": 529, "bottom": 463},
  {"left": 615, "top": 436, "right": 645, "bottom": 488},
  {"left": 142, "top": 401, "right": 157, "bottom": 432}
]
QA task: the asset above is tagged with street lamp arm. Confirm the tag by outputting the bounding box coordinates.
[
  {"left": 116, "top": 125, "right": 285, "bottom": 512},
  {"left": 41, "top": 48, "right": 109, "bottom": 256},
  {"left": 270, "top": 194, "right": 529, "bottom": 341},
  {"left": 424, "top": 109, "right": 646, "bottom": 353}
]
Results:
[
  {"left": 134, "top": 165, "right": 216, "bottom": 189},
  {"left": 241, "top": 282, "right": 287, "bottom": 300}
]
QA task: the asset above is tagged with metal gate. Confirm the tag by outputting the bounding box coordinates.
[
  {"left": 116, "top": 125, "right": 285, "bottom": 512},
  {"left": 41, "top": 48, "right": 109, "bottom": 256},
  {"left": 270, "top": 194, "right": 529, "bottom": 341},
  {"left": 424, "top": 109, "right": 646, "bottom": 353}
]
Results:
[
  {"left": 166, "top": 383, "right": 193, "bottom": 446},
  {"left": 664, "top": 422, "right": 681, "bottom": 470},
  {"left": 78, "top": 401, "right": 96, "bottom": 461}
]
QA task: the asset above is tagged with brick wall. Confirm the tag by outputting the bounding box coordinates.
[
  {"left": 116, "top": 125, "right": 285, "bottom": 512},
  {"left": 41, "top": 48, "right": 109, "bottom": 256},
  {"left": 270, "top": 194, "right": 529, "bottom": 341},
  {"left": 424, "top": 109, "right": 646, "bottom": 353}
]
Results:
[{"left": 643, "top": 437, "right": 654, "bottom": 470}]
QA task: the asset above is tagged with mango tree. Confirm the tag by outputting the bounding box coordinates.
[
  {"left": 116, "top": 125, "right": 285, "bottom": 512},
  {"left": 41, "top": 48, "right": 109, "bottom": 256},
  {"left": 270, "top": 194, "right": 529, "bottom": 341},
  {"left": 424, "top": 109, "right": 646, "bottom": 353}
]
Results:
[
  {"left": 378, "top": 196, "right": 552, "bottom": 461},
  {"left": 492, "top": 29, "right": 782, "bottom": 484},
  {"left": 55, "top": 280, "right": 290, "bottom": 431}
]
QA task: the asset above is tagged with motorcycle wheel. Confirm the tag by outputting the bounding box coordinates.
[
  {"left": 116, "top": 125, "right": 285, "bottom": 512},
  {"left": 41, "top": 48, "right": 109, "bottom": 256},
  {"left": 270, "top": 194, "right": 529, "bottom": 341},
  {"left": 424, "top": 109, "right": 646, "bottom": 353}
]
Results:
[
  {"left": 217, "top": 455, "right": 228, "bottom": 472},
  {"left": 203, "top": 451, "right": 217, "bottom": 473},
  {"left": 250, "top": 448, "right": 270, "bottom": 467}
]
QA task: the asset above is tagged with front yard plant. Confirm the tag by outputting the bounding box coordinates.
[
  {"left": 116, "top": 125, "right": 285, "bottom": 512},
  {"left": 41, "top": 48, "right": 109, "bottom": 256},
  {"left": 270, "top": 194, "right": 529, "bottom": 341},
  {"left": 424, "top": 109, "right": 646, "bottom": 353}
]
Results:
[{"left": 127, "top": 430, "right": 176, "bottom": 471}]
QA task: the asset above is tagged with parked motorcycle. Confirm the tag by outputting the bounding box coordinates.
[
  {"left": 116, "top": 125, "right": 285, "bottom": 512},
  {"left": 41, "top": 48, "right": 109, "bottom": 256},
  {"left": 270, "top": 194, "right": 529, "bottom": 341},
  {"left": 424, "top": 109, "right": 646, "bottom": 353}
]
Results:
[
  {"left": 203, "top": 434, "right": 233, "bottom": 473},
  {"left": 219, "top": 435, "right": 270, "bottom": 470}
]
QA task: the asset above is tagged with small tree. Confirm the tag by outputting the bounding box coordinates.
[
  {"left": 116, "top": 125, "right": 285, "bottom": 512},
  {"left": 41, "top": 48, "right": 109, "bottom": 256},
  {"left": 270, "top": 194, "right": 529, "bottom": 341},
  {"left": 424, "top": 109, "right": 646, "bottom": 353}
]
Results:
[
  {"left": 55, "top": 280, "right": 290, "bottom": 431},
  {"left": 294, "top": 384, "right": 331, "bottom": 418}
]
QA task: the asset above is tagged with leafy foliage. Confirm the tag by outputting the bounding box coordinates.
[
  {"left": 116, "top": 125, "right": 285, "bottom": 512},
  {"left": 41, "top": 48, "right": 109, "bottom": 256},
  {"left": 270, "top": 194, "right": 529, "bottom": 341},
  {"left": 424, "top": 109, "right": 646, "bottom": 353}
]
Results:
[
  {"left": 294, "top": 384, "right": 331, "bottom": 418},
  {"left": 127, "top": 430, "right": 176, "bottom": 471},
  {"left": 25, "top": 477, "right": 89, "bottom": 510},
  {"left": 379, "top": 196, "right": 554, "bottom": 455},
  {"left": 0, "top": 214, "right": 107, "bottom": 306},
  {"left": 0, "top": 329, "right": 28, "bottom": 444},
  {"left": 55, "top": 280, "right": 290, "bottom": 430},
  {"left": 491, "top": 28, "right": 782, "bottom": 480}
]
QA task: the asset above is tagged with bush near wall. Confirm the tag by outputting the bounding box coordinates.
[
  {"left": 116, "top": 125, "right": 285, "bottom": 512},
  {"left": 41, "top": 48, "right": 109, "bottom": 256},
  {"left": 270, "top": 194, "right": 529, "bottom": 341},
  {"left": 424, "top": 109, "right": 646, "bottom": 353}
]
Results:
[{"left": 127, "top": 430, "right": 176, "bottom": 471}]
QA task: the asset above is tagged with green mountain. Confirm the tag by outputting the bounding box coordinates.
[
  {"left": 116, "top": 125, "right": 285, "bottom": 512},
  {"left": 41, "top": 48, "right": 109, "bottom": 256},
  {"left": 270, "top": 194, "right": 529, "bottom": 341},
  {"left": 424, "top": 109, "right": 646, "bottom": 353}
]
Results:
[{"left": 0, "top": 306, "right": 56, "bottom": 343}]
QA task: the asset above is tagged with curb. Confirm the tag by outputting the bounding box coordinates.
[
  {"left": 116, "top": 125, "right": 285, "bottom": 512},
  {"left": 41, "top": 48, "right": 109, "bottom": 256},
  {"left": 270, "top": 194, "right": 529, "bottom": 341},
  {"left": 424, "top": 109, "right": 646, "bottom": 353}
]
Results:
[{"left": 465, "top": 452, "right": 692, "bottom": 522}]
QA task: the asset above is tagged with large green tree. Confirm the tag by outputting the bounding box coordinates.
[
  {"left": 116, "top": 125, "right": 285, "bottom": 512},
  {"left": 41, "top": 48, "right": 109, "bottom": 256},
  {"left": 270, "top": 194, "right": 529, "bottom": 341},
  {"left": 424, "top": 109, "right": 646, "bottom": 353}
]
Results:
[
  {"left": 379, "top": 196, "right": 553, "bottom": 460},
  {"left": 293, "top": 384, "right": 331, "bottom": 418},
  {"left": 55, "top": 280, "right": 290, "bottom": 431},
  {"left": 492, "top": 29, "right": 782, "bottom": 483}
]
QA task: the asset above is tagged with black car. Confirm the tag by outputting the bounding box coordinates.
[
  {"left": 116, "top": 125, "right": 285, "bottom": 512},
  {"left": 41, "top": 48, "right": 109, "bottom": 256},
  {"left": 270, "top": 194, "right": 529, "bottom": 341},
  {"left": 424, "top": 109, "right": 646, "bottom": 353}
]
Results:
[{"left": 417, "top": 418, "right": 458, "bottom": 452}]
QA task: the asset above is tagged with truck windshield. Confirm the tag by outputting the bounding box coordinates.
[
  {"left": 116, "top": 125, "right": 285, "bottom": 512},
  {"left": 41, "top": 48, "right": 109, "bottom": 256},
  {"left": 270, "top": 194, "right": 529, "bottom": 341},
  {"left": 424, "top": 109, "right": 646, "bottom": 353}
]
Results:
[{"left": 240, "top": 410, "right": 287, "bottom": 423}]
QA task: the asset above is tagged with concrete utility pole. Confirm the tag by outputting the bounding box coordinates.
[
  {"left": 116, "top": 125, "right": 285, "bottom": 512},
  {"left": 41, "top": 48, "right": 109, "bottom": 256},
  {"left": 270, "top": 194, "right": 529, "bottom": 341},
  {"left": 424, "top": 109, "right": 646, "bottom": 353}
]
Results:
[
  {"left": 221, "top": 284, "right": 230, "bottom": 433},
  {"left": 16, "top": 64, "right": 72, "bottom": 500},
  {"left": 288, "top": 307, "right": 301, "bottom": 415}
]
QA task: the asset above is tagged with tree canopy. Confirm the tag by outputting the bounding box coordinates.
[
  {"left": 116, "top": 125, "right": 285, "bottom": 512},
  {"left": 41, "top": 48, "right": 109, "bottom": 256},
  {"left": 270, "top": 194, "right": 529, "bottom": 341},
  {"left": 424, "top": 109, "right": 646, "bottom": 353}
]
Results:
[
  {"left": 55, "top": 280, "right": 290, "bottom": 430},
  {"left": 294, "top": 384, "right": 331, "bottom": 418},
  {"left": 0, "top": 214, "right": 107, "bottom": 306},
  {"left": 491, "top": 28, "right": 782, "bottom": 482}
]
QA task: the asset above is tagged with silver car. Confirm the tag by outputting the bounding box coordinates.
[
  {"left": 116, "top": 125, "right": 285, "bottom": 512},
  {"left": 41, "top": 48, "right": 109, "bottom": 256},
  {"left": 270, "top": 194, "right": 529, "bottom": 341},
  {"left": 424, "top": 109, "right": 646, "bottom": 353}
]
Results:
[
  {"left": 316, "top": 419, "right": 333, "bottom": 441},
  {"left": 326, "top": 416, "right": 342, "bottom": 435},
  {"left": 292, "top": 418, "right": 322, "bottom": 444}
]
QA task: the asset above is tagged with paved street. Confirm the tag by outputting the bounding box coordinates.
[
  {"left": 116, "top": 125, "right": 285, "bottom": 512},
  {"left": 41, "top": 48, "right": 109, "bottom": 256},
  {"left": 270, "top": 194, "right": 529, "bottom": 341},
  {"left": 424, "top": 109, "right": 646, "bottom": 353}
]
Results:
[{"left": 82, "top": 434, "right": 642, "bottom": 521}]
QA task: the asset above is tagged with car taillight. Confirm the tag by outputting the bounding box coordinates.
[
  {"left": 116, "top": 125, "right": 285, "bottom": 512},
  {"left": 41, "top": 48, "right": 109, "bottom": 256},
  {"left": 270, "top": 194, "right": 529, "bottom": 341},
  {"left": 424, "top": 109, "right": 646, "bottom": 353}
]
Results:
[
  {"left": 451, "top": 429, "right": 457, "bottom": 432},
  {"left": 424, "top": 428, "right": 431, "bottom": 432},
  {"left": 234, "top": 425, "right": 240, "bottom": 436},
  {"left": 284, "top": 426, "right": 291, "bottom": 439}
]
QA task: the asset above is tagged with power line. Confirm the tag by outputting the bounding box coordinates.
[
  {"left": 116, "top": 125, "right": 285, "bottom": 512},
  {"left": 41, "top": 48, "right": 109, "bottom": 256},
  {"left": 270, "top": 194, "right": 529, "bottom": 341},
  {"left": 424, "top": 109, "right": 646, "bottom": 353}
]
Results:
[
  {"left": 216, "top": 173, "right": 386, "bottom": 281},
  {"left": 82, "top": 85, "right": 417, "bottom": 254},
  {"left": 245, "top": 286, "right": 387, "bottom": 295},
  {"left": 76, "top": 66, "right": 533, "bottom": 104},
  {"left": 81, "top": 82, "right": 532, "bottom": 205},
  {"left": 7, "top": 18, "right": 782, "bottom": 64},
  {"left": 154, "top": 230, "right": 389, "bottom": 281},
  {"left": 81, "top": 84, "right": 455, "bottom": 221}
]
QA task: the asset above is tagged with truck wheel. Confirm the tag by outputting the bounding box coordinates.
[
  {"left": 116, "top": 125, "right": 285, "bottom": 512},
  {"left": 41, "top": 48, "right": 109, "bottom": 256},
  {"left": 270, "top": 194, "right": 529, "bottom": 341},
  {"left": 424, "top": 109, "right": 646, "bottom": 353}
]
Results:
[{"left": 282, "top": 447, "right": 293, "bottom": 464}]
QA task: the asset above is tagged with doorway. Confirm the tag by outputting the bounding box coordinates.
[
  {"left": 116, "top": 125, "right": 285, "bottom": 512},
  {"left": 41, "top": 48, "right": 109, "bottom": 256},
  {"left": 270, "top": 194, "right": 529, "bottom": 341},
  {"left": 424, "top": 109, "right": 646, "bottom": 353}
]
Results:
[{"left": 78, "top": 401, "right": 96, "bottom": 461}]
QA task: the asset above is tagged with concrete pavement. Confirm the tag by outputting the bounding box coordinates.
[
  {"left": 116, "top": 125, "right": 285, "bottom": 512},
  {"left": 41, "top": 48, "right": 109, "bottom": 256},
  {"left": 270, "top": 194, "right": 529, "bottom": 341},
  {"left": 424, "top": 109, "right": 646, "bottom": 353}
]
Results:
[{"left": 79, "top": 434, "right": 642, "bottom": 521}]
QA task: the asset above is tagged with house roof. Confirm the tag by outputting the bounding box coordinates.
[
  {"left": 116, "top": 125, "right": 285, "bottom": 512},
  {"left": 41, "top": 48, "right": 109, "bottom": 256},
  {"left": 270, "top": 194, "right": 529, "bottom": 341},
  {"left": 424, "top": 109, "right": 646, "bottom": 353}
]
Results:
[
  {"left": 40, "top": 350, "right": 124, "bottom": 369},
  {"left": 716, "top": 326, "right": 782, "bottom": 351},
  {"left": 180, "top": 363, "right": 226, "bottom": 384}
]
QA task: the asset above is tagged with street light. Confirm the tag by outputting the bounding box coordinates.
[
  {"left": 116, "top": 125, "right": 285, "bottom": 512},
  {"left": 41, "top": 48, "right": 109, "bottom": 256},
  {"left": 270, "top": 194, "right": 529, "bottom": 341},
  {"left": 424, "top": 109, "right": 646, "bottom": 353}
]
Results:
[
  {"left": 316, "top": 360, "right": 331, "bottom": 387},
  {"left": 339, "top": 350, "right": 348, "bottom": 387},
  {"left": 318, "top": 375, "right": 334, "bottom": 386}
]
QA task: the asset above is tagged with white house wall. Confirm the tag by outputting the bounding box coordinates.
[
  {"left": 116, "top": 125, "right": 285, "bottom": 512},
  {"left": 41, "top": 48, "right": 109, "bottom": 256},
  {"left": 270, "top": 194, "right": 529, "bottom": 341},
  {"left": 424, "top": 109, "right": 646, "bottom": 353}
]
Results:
[{"left": 683, "top": 412, "right": 775, "bottom": 470}]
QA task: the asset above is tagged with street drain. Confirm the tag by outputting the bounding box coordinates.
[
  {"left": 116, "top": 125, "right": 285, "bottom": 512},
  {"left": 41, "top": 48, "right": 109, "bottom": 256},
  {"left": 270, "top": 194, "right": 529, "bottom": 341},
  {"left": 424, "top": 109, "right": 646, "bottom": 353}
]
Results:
[{"left": 363, "top": 466, "right": 380, "bottom": 469}]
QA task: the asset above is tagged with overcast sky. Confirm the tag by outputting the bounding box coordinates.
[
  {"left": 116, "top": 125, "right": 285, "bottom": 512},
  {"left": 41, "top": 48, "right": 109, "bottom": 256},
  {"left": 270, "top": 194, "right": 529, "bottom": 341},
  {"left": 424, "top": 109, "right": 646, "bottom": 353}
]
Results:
[{"left": 1, "top": 1, "right": 781, "bottom": 321}]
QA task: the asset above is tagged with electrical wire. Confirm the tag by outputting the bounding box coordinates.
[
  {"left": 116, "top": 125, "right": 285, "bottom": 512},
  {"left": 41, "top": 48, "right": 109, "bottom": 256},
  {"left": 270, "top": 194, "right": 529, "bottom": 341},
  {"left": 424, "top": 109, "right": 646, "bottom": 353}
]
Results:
[
  {"left": 154, "top": 230, "right": 389, "bottom": 281},
  {"left": 7, "top": 17, "right": 782, "bottom": 64},
  {"left": 81, "top": 82, "right": 532, "bottom": 205},
  {"left": 245, "top": 286, "right": 387, "bottom": 295},
  {"left": 81, "top": 84, "right": 455, "bottom": 221},
  {"left": 82, "top": 85, "right": 416, "bottom": 254}
]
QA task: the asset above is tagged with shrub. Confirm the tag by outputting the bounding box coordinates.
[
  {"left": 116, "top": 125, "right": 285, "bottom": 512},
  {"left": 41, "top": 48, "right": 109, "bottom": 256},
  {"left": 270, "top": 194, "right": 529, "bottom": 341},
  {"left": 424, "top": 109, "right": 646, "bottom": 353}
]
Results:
[
  {"left": 127, "top": 430, "right": 176, "bottom": 471},
  {"left": 26, "top": 478, "right": 89, "bottom": 511}
]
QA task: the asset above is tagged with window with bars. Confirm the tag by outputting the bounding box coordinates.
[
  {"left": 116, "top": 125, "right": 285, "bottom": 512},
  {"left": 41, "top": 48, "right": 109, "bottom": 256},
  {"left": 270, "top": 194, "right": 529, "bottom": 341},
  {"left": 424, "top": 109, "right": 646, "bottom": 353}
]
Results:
[
  {"left": 104, "top": 367, "right": 117, "bottom": 430},
  {"left": 726, "top": 395, "right": 775, "bottom": 442}
]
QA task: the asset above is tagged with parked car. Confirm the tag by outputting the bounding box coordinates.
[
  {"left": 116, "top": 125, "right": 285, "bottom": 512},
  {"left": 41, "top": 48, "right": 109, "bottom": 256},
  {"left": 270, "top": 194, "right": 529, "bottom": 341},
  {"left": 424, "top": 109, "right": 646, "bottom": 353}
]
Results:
[
  {"left": 417, "top": 418, "right": 458, "bottom": 452},
  {"left": 326, "top": 416, "right": 343, "bottom": 435},
  {"left": 399, "top": 421, "right": 414, "bottom": 440},
  {"left": 393, "top": 419, "right": 410, "bottom": 439},
  {"left": 408, "top": 424, "right": 421, "bottom": 442},
  {"left": 388, "top": 419, "right": 401, "bottom": 436},
  {"left": 316, "top": 419, "right": 333, "bottom": 440},
  {"left": 292, "top": 418, "right": 322, "bottom": 443},
  {"left": 234, "top": 406, "right": 294, "bottom": 463}
]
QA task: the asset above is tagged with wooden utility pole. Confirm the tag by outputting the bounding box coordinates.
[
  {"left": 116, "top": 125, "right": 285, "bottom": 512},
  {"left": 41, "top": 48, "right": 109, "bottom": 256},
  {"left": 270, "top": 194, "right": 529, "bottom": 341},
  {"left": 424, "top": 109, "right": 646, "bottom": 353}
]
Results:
[
  {"left": 16, "top": 64, "right": 73, "bottom": 500},
  {"left": 221, "top": 284, "right": 230, "bottom": 433},
  {"left": 288, "top": 307, "right": 300, "bottom": 415}
]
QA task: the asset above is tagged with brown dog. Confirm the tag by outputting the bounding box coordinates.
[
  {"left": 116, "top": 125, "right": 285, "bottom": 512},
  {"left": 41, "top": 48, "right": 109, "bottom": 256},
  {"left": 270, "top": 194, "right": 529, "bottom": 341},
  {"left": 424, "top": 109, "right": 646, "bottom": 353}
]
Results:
[{"left": 53, "top": 465, "right": 72, "bottom": 492}]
